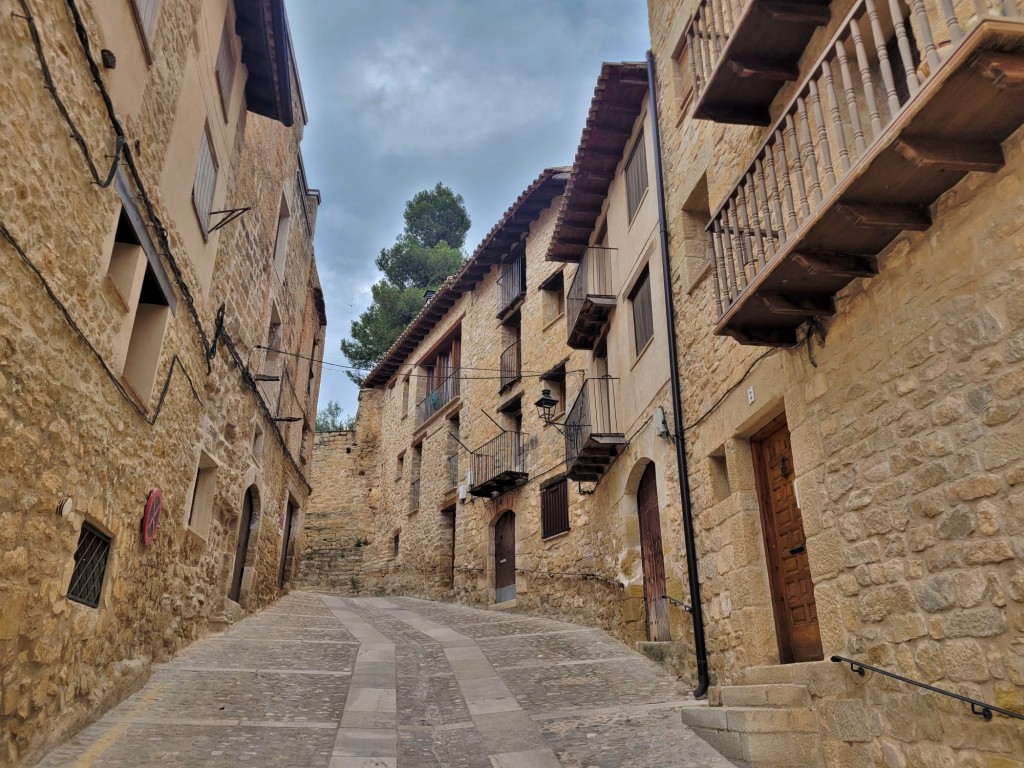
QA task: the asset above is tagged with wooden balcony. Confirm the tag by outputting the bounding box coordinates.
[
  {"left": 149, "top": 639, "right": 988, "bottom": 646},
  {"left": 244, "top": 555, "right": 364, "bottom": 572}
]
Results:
[
  {"left": 565, "top": 377, "right": 625, "bottom": 483},
  {"left": 469, "top": 432, "right": 528, "bottom": 497},
  {"left": 709, "top": 0, "right": 1024, "bottom": 346},
  {"left": 566, "top": 247, "right": 616, "bottom": 350},
  {"left": 690, "top": 0, "right": 833, "bottom": 125},
  {"left": 497, "top": 256, "right": 526, "bottom": 320}
]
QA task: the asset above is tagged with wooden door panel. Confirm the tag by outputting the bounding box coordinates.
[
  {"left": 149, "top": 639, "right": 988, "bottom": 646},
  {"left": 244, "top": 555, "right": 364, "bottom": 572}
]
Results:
[
  {"left": 637, "top": 464, "right": 671, "bottom": 642},
  {"left": 753, "top": 421, "right": 823, "bottom": 663},
  {"left": 495, "top": 511, "right": 516, "bottom": 603}
]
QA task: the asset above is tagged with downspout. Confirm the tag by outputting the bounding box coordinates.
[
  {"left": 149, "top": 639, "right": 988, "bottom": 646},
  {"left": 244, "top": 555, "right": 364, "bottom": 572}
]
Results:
[{"left": 646, "top": 50, "right": 710, "bottom": 699}]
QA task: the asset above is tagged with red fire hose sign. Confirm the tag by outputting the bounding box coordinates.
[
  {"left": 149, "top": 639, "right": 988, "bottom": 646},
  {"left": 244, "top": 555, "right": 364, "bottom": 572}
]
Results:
[{"left": 141, "top": 488, "right": 162, "bottom": 546}]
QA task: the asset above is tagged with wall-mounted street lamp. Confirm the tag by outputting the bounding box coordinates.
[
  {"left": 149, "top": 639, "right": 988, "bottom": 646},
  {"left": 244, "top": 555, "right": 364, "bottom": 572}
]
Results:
[{"left": 535, "top": 388, "right": 559, "bottom": 424}]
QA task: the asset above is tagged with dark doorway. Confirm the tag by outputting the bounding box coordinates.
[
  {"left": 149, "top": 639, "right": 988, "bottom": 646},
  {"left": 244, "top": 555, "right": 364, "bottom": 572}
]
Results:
[
  {"left": 494, "top": 510, "right": 515, "bottom": 603},
  {"left": 442, "top": 506, "right": 456, "bottom": 589},
  {"left": 278, "top": 499, "right": 296, "bottom": 588},
  {"left": 637, "top": 463, "right": 671, "bottom": 641},
  {"left": 752, "top": 417, "right": 823, "bottom": 663},
  {"left": 229, "top": 486, "right": 256, "bottom": 603}
]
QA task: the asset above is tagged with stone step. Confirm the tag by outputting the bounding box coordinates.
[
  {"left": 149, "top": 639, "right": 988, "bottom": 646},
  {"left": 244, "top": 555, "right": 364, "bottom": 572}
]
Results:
[
  {"left": 742, "top": 660, "right": 852, "bottom": 699},
  {"left": 680, "top": 703, "right": 822, "bottom": 768},
  {"left": 719, "top": 683, "right": 811, "bottom": 709}
]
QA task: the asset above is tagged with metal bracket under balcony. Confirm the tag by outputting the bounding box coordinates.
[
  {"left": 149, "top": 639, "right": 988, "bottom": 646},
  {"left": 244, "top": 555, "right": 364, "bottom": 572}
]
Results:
[
  {"left": 469, "top": 432, "right": 528, "bottom": 497},
  {"left": 567, "top": 296, "right": 616, "bottom": 349},
  {"left": 566, "top": 246, "right": 616, "bottom": 350},
  {"left": 691, "top": 0, "right": 832, "bottom": 126},
  {"left": 710, "top": 4, "right": 1024, "bottom": 346}
]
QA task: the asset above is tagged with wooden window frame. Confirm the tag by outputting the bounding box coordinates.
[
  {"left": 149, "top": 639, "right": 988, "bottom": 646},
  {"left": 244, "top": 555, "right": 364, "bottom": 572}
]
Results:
[
  {"left": 540, "top": 477, "right": 570, "bottom": 539},
  {"left": 629, "top": 266, "right": 654, "bottom": 355}
]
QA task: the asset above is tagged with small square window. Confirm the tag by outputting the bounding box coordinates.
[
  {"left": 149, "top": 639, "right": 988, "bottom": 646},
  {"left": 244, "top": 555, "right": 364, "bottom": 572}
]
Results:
[
  {"left": 539, "top": 270, "right": 565, "bottom": 324},
  {"left": 67, "top": 523, "right": 112, "bottom": 608}
]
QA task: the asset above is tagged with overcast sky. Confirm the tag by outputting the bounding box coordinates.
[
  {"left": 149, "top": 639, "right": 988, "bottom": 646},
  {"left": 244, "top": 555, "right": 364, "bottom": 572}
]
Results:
[{"left": 285, "top": 1, "right": 652, "bottom": 417}]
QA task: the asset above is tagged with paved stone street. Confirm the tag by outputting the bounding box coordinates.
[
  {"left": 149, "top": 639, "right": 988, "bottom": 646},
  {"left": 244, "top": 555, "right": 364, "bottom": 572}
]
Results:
[{"left": 36, "top": 593, "right": 735, "bottom": 767}]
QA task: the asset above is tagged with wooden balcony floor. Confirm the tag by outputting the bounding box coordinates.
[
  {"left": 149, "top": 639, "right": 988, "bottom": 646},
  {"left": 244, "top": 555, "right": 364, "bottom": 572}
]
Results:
[
  {"left": 717, "top": 20, "right": 1024, "bottom": 346},
  {"left": 468, "top": 470, "right": 528, "bottom": 498},
  {"left": 567, "top": 295, "right": 616, "bottom": 349},
  {"left": 694, "top": 0, "right": 832, "bottom": 125},
  {"left": 566, "top": 434, "right": 626, "bottom": 482}
]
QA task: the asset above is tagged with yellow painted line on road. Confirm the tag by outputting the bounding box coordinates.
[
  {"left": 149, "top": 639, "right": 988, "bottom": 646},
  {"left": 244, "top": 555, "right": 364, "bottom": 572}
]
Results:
[{"left": 70, "top": 683, "right": 167, "bottom": 768}]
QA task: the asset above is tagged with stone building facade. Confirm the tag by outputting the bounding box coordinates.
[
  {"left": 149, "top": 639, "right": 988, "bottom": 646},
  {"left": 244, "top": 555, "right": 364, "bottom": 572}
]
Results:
[
  {"left": 0, "top": 1, "right": 324, "bottom": 764},
  {"left": 647, "top": 0, "right": 1024, "bottom": 765}
]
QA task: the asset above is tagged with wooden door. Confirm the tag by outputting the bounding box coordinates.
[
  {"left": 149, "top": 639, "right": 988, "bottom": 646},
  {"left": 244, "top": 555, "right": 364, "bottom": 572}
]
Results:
[
  {"left": 277, "top": 501, "right": 295, "bottom": 588},
  {"left": 753, "top": 419, "right": 823, "bottom": 663},
  {"left": 637, "top": 464, "right": 671, "bottom": 641},
  {"left": 494, "top": 510, "right": 516, "bottom": 603},
  {"left": 229, "top": 488, "right": 254, "bottom": 602}
]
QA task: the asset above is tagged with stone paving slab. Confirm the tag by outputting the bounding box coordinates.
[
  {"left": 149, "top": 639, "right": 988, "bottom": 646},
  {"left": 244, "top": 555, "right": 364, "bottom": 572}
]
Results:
[{"left": 35, "top": 592, "right": 737, "bottom": 768}]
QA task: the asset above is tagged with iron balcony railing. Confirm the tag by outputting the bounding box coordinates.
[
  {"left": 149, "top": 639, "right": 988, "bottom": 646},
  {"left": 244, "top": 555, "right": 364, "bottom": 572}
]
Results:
[
  {"left": 497, "top": 256, "right": 526, "bottom": 317},
  {"left": 446, "top": 453, "right": 459, "bottom": 489},
  {"left": 470, "top": 432, "right": 527, "bottom": 495},
  {"left": 566, "top": 247, "right": 616, "bottom": 342},
  {"left": 564, "top": 377, "right": 620, "bottom": 469},
  {"left": 708, "top": 0, "right": 1023, "bottom": 325},
  {"left": 416, "top": 368, "right": 461, "bottom": 425},
  {"left": 499, "top": 339, "right": 521, "bottom": 391},
  {"left": 410, "top": 477, "right": 420, "bottom": 512}
]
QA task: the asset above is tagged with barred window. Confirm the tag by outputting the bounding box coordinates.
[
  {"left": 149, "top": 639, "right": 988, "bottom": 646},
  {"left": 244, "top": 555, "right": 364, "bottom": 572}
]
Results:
[
  {"left": 630, "top": 267, "right": 654, "bottom": 354},
  {"left": 541, "top": 478, "right": 569, "bottom": 538},
  {"left": 67, "top": 523, "right": 112, "bottom": 608},
  {"left": 625, "top": 132, "right": 648, "bottom": 222},
  {"left": 192, "top": 124, "right": 217, "bottom": 235}
]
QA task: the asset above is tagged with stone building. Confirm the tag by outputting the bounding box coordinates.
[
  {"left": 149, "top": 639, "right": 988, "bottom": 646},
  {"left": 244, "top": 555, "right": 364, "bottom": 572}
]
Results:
[
  {"left": 0, "top": 1, "right": 324, "bottom": 764},
  {"left": 302, "top": 66, "right": 711, "bottom": 664},
  {"left": 646, "top": 0, "right": 1024, "bottom": 765}
]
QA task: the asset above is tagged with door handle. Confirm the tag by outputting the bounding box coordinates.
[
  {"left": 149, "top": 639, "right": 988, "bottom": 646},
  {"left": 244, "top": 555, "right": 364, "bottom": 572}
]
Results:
[
  {"left": 499, "top": 559, "right": 507, "bottom": 564},
  {"left": 789, "top": 545, "right": 805, "bottom": 556}
]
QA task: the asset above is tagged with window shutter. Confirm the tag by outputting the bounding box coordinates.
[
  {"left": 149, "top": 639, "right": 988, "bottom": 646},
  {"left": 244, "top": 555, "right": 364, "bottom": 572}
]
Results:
[
  {"left": 625, "top": 133, "right": 649, "bottom": 221},
  {"left": 192, "top": 126, "right": 217, "bottom": 234},
  {"left": 541, "top": 479, "right": 570, "bottom": 538}
]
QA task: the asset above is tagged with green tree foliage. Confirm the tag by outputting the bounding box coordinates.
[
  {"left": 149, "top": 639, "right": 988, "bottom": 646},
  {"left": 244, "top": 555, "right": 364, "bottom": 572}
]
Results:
[
  {"left": 341, "top": 183, "right": 471, "bottom": 384},
  {"left": 316, "top": 399, "right": 356, "bottom": 432}
]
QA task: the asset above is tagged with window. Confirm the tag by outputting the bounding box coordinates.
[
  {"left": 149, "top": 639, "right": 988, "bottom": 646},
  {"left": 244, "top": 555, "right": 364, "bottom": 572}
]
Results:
[
  {"left": 187, "top": 453, "right": 218, "bottom": 538},
  {"left": 272, "top": 192, "right": 291, "bottom": 277},
  {"left": 67, "top": 523, "right": 112, "bottom": 608},
  {"left": 130, "top": 0, "right": 161, "bottom": 53},
  {"left": 402, "top": 375, "right": 410, "bottom": 415},
  {"left": 542, "top": 362, "right": 568, "bottom": 419},
  {"left": 192, "top": 124, "right": 217, "bottom": 235},
  {"left": 123, "top": 263, "right": 171, "bottom": 403},
  {"left": 629, "top": 267, "right": 654, "bottom": 354},
  {"left": 396, "top": 451, "right": 405, "bottom": 481},
  {"left": 674, "top": 42, "right": 695, "bottom": 115},
  {"left": 106, "top": 208, "right": 145, "bottom": 309},
  {"left": 392, "top": 532, "right": 400, "bottom": 558},
  {"left": 625, "top": 132, "right": 649, "bottom": 222},
  {"left": 215, "top": 16, "right": 237, "bottom": 116},
  {"left": 252, "top": 423, "right": 264, "bottom": 463},
  {"left": 539, "top": 270, "right": 565, "bottom": 324},
  {"left": 541, "top": 478, "right": 570, "bottom": 538},
  {"left": 410, "top": 444, "right": 422, "bottom": 512}
]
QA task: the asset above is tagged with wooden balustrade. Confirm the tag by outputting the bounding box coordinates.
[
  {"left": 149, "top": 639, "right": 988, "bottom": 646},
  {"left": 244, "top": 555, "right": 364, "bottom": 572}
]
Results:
[{"left": 708, "top": 0, "right": 1024, "bottom": 345}]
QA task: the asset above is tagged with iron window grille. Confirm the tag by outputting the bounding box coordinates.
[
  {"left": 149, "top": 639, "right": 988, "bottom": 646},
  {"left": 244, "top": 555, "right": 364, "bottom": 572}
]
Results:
[{"left": 67, "top": 523, "right": 112, "bottom": 608}]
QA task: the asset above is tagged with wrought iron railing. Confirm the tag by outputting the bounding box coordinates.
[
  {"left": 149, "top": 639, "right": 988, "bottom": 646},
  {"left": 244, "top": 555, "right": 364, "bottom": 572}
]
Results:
[
  {"left": 446, "top": 454, "right": 459, "bottom": 489},
  {"left": 707, "top": 0, "right": 1023, "bottom": 321},
  {"left": 416, "top": 368, "right": 460, "bottom": 425},
  {"left": 497, "top": 256, "right": 525, "bottom": 316},
  {"left": 566, "top": 246, "right": 615, "bottom": 336},
  {"left": 410, "top": 477, "right": 420, "bottom": 512},
  {"left": 471, "top": 432, "right": 527, "bottom": 488},
  {"left": 564, "top": 377, "right": 619, "bottom": 468},
  {"left": 831, "top": 655, "right": 1024, "bottom": 722},
  {"left": 499, "top": 340, "right": 521, "bottom": 390}
]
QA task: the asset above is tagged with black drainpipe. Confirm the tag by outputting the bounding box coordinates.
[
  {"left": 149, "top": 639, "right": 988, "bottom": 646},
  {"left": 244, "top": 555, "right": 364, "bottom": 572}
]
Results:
[{"left": 646, "top": 50, "right": 710, "bottom": 699}]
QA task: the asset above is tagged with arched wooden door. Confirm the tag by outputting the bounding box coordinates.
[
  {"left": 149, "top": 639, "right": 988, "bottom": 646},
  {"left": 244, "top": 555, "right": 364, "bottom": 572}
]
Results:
[
  {"left": 494, "top": 510, "right": 516, "bottom": 603},
  {"left": 637, "top": 463, "right": 671, "bottom": 641},
  {"left": 229, "top": 487, "right": 255, "bottom": 602}
]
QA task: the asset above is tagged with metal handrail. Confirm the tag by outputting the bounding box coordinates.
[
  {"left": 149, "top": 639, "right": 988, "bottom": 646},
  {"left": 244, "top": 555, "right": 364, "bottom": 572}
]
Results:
[
  {"left": 446, "top": 453, "right": 458, "bottom": 489},
  {"left": 499, "top": 339, "right": 521, "bottom": 390},
  {"left": 566, "top": 246, "right": 615, "bottom": 335},
  {"left": 497, "top": 256, "right": 525, "bottom": 316},
  {"left": 830, "top": 655, "right": 1024, "bottom": 722},
  {"left": 409, "top": 478, "right": 420, "bottom": 512},
  {"left": 470, "top": 431, "right": 526, "bottom": 488},
  {"left": 564, "top": 376, "right": 619, "bottom": 468},
  {"left": 415, "top": 367, "right": 460, "bottom": 425}
]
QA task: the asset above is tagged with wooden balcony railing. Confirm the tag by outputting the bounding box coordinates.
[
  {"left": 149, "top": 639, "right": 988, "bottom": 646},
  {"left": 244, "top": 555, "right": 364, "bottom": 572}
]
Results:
[
  {"left": 497, "top": 256, "right": 526, "bottom": 319},
  {"left": 566, "top": 246, "right": 616, "bottom": 350},
  {"left": 416, "top": 368, "right": 461, "bottom": 425},
  {"left": 469, "top": 432, "right": 528, "bottom": 497},
  {"left": 564, "top": 377, "right": 625, "bottom": 482},
  {"left": 709, "top": 0, "right": 1024, "bottom": 345},
  {"left": 499, "top": 339, "right": 521, "bottom": 391},
  {"left": 410, "top": 477, "right": 421, "bottom": 512},
  {"left": 689, "top": 0, "right": 832, "bottom": 125}
]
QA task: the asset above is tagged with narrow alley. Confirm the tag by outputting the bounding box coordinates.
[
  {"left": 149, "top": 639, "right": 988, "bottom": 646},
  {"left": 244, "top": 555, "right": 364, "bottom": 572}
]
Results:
[{"left": 35, "top": 594, "right": 734, "bottom": 768}]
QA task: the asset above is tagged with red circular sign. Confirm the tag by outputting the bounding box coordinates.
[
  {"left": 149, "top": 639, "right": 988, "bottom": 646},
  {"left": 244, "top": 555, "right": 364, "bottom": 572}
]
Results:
[{"left": 141, "top": 488, "right": 162, "bottom": 546}]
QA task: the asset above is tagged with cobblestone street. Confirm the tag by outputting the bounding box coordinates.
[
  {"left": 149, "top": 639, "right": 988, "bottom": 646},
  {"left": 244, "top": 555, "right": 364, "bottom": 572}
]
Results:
[{"left": 36, "top": 593, "right": 735, "bottom": 767}]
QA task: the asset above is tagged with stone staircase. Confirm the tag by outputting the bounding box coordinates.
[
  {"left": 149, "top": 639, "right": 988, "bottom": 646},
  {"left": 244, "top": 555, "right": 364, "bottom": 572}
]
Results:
[{"left": 681, "top": 663, "right": 835, "bottom": 768}]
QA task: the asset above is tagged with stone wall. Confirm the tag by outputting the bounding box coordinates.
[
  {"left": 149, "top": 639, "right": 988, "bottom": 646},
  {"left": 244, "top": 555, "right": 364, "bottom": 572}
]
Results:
[
  {"left": 649, "top": 0, "right": 1024, "bottom": 763},
  {"left": 0, "top": 1, "right": 323, "bottom": 765}
]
